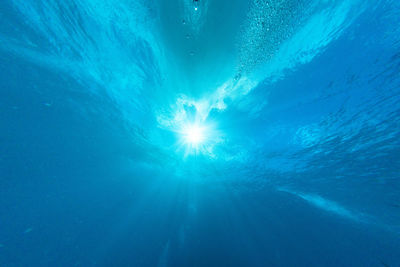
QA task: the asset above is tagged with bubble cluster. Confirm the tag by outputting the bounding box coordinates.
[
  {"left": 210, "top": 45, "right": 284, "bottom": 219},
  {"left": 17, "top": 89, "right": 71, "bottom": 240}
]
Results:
[{"left": 237, "top": 0, "right": 311, "bottom": 75}]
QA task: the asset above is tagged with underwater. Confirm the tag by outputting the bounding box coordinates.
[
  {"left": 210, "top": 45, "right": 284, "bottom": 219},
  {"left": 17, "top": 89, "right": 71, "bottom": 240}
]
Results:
[{"left": 0, "top": 0, "right": 399, "bottom": 266}]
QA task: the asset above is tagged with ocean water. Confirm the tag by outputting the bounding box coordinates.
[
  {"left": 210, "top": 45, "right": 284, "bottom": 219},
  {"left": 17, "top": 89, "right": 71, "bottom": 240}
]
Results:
[{"left": 0, "top": 0, "right": 399, "bottom": 266}]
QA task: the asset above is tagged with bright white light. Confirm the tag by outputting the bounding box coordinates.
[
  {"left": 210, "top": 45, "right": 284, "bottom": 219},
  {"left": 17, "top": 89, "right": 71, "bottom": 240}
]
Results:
[{"left": 183, "top": 124, "right": 205, "bottom": 145}]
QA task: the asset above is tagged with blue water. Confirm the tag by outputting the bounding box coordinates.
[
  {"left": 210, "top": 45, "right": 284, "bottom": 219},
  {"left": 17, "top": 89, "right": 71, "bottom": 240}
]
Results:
[{"left": 0, "top": 0, "right": 399, "bottom": 266}]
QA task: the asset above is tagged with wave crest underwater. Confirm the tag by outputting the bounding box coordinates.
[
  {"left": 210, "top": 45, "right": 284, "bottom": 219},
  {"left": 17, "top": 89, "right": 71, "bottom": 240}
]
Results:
[{"left": 1, "top": 0, "right": 400, "bottom": 266}]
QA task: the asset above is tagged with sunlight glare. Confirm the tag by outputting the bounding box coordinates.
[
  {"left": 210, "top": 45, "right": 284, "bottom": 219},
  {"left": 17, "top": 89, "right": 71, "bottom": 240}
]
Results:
[{"left": 183, "top": 124, "right": 205, "bottom": 145}]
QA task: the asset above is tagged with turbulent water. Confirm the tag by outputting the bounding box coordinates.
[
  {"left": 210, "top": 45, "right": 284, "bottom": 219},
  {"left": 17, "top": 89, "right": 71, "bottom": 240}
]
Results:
[{"left": 0, "top": 0, "right": 399, "bottom": 266}]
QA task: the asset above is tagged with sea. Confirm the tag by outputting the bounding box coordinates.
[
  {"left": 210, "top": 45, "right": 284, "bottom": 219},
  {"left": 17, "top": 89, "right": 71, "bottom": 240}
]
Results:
[{"left": 0, "top": 0, "right": 399, "bottom": 266}]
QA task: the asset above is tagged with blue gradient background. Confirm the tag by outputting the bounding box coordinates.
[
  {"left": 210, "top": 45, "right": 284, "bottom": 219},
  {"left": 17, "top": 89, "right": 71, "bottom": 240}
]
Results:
[{"left": 0, "top": 0, "right": 399, "bottom": 266}]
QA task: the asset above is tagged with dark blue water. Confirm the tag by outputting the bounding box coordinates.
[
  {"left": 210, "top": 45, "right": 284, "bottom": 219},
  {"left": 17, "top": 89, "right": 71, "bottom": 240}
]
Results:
[{"left": 0, "top": 0, "right": 399, "bottom": 266}]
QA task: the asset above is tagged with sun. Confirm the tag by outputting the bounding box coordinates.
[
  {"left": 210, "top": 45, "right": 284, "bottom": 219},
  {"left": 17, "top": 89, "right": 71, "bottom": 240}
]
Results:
[
  {"left": 183, "top": 123, "right": 205, "bottom": 146},
  {"left": 174, "top": 119, "right": 218, "bottom": 157}
]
